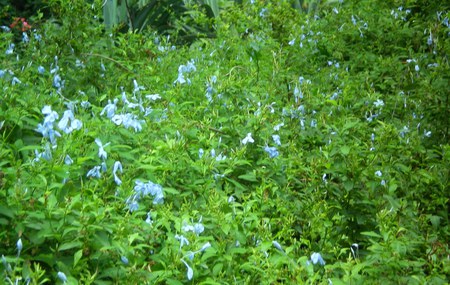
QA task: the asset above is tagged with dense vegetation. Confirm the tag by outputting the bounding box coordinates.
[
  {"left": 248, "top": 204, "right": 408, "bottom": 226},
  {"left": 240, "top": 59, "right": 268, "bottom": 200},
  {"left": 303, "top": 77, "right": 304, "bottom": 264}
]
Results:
[{"left": 1, "top": 0, "right": 449, "bottom": 284}]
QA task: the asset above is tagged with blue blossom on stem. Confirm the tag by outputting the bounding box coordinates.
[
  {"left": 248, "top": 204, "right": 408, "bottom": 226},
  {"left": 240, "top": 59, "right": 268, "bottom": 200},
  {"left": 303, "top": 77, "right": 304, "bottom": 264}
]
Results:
[
  {"left": 272, "top": 135, "right": 281, "bottom": 146},
  {"left": 100, "top": 99, "right": 118, "bottom": 119},
  {"left": 5, "top": 43, "right": 14, "bottom": 55},
  {"left": 264, "top": 146, "right": 279, "bottom": 158},
  {"left": 131, "top": 179, "right": 164, "bottom": 205},
  {"left": 38, "top": 66, "right": 45, "bottom": 74},
  {"left": 36, "top": 106, "right": 61, "bottom": 145},
  {"left": 57, "top": 271, "right": 67, "bottom": 284},
  {"left": 58, "top": 110, "right": 82, "bottom": 134},
  {"left": 120, "top": 256, "right": 129, "bottom": 265},
  {"left": 111, "top": 113, "right": 144, "bottom": 132},
  {"left": 175, "top": 234, "right": 190, "bottom": 250},
  {"left": 272, "top": 241, "right": 284, "bottom": 252},
  {"left": 180, "top": 259, "right": 194, "bottom": 280},
  {"left": 64, "top": 155, "right": 73, "bottom": 165},
  {"left": 241, "top": 133, "right": 254, "bottom": 145},
  {"left": 95, "top": 139, "right": 110, "bottom": 160},
  {"left": 87, "top": 166, "right": 101, "bottom": 178},
  {"left": 2, "top": 254, "right": 11, "bottom": 272},
  {"left": 145, "top": 211, "right": 153, "bottom": 225},
  {"left": 113, "top": 161, "right": 123, "bottom": 185},
  {"left": 53, "top": 74, "right": 63, "bottom": 89},
  {"left": 310, "top": 252, "right": 325, "bottom": 265},
  {"left": 17, "top": 238, "right": 23, "bottom": 257}
]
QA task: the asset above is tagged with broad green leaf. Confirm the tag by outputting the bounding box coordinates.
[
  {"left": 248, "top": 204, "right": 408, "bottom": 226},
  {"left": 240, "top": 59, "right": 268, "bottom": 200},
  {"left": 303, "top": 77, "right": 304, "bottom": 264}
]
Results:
[
  {"left": 59, "top": 240, "right": 83, "bottom": 251},
  {"left": 73, "top": 249, "right": 83, "bottom": 268}
]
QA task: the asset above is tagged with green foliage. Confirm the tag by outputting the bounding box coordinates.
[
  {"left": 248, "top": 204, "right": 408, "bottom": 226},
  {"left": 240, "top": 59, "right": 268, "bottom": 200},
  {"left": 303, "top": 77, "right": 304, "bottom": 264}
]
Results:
[{"left": 0, "top": 0, "right": 449, "bottom": 284}]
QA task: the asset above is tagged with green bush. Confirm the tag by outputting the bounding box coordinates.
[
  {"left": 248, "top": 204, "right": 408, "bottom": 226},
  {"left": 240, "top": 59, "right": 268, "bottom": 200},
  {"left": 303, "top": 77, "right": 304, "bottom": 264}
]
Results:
[{"left": 0, "top": 0, "right": 448, "bottom": 284}]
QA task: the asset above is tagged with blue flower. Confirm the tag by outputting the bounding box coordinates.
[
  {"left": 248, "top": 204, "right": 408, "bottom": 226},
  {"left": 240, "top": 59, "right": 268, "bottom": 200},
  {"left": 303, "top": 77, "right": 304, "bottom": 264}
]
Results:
[
  {"left": 241, "top": 133, "right": 254, "bottom": 145},
  {"left": 100, "top": 99, "right": 118, "bottom": 118},
  {"left": 175, "top": 234, "right": 190, "bottom": 250},
  {"left": 113, "top": 161, "right": 123, "bottom": 185},
  {"left": 58, "top": 110, "right": 82, "bottom": 134},
  {"left": 310, "top": 252, "right": 325, "bottom": 265},
  {"left": 53, "top": 74, "right": 63, "bottom": 89},
  {"left": 145, "top": 211, "right": 153, "bottom": 225},
  {"left": 57, "top": 271, "right": 67, "bottom": 283},
  {"left": 17, "top": 238, "right": 23, "bottom": 256},
  {"left": 272, "top": 135, "right": 281, "bottom": 146},
  {"left": 64, "top": 155, "right": 73, "bottom": 165},
  {"left": 272, "top": 241, "right": 283, "bottom": 252},
  {"left": 95, "top": 139, "right": 110, "bottom": 160},
  {"left": 87, "top": 166, "right": 101, "bottom": 178},
  {"left": 38, "top": 66, "right": 45, "bottom": 74},
  {"left": 264, "top": 146, "right": 279, "bottom": 158},
  {"left": 120, "top": 256, "right": 129, "bottom": 265},
  {"left": 180, "top": 259, "right": 194, "bottom": 280},
  {"left": 5, "top": 43, "right": 14, "bottom": 55}
]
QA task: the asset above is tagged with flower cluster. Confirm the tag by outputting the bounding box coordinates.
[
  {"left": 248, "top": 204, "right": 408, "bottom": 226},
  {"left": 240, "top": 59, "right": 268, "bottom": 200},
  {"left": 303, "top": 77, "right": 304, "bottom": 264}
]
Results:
[
  {"left": 125, "top": 180, "right": 164, "bottom": 212},
  {"left": 174, "top": 59, "right": 196, "bottom": 85}
]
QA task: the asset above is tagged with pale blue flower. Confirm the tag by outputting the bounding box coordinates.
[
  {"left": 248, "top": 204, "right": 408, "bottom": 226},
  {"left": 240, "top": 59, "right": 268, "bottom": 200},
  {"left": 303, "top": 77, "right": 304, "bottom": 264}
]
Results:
[
  {"left": 2, "top": 254, "right": 11, "bottom": 272},
  {"left": 375, "top": 170, "right": 382, "bottom": 177},
  {"left": 22, "top": 32, "right": 29, "bottom": 43},
  {"left": 145, "top": 212, "right": 153, "bottom": 225},
  {"left": 113, "top": 161, "right": 123, "bottom": 185},
  {"left": 228, "top": 195, "right": 235, "bottom": 203},
  {"left": 95, "top": 139, "right": 110, "bottom": 160},
  {"left": 132, "top": 180, "right": 164, "bottom": 205},
  {"left": 264, "top": 146, "right": 279, "bottom": 158},
  {"left": 288, "top": 39, "right": 295, "bottom": 46},
  {"left": 198, "top": 148, "right": 204, "bottom": 158},
  {"left": 17, "top": 238, "right": 23, "bottom": 256},
  {"left": 241, "top": 133, "right": 254, "bottom": 145},
  {"left": 100, "top": 99, "right": 118, "bottom": 118},
  {"left": 145, "top": 94, "right": 161, "bottom": 101},
  {"left": 210, "top": 148, "right": 216, "bottom": 157},
  {"left": 38, "top": 66, "right": 45, "bottom": 74},
  {"left": 310, "top": 252, "right": 325, "bottom": 265},
  {"left": 415, "top": 65, "right": 420, "bottom": 72},
  {"left": 58, "top": 110, "right": 82, "bottom": 134},
  {"left": 80, "top": 101, "right": 91, "bottom": 109},
  {"left": 53, "top": 74, "right": 63, "bottom": 89},
  {"left": 133, "top": 79, "right": 145, "bottom": 95},
  {"left": 199, "top": 242, "right": 211, "bottom": 252},
  {"left": 120, "top": 256, "right": 129, "bottom": 265},
  {"left": 373, "top": 99, "right": 384, "bottom": 107},
  {"left": 111, "top": 113, "right": 144, "bottom": 132},
  {"left": 11, "top": 77, "right": 21, "bottom": 85},
  {"left": 64, "top": 155, "right": 73, "bottom": 165},
  {"left": 193, "top": 222, "right": 204, "bottom": 235},
  {"left": 259, "top": 8, "right": 267, "bottom": 17},
  {"left": 272, "top": 241, "right": 283, "bottom": 252},
  {"left": 5, "top": 43, "right": 14, "bottom": 55},
  {"left": 57, "top": 271, "right": 67, "bottom": 283},
  {"left": 87, "top": 166, "right": 101, "bottom": 178},
  {"left": 181, "top": 259, "right": 194, "bottom": 280},
  {"left": 273, "top": 123, "right": 284, "bottom": 131},
  {"left": 175, "top": 234, "right": 190, "bottom": 250}
]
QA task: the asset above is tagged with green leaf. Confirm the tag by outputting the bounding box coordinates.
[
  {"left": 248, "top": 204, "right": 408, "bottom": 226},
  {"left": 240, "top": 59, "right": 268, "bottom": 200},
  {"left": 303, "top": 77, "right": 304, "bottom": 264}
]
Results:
[
  {"left": 59, "top": 240, "right": 83, "bottom": 251},
  {"left": 361, "top": 231, "right": 382, "bottom": 238},
  {"left": 73, "top": 249, "right": 83, "bottom": 268},
  {"left": 340, "top": 145, "right": 350, "bottom": 155},
  {"left": 238, "top": 172, "right": 257, "bottom": 182}
]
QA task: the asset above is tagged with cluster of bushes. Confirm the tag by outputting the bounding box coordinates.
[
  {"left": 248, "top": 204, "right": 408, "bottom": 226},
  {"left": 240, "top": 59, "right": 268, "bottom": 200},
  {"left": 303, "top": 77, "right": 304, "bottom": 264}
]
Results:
[{"left": 0, "top": 0, "right": 448, "bottom": 284}]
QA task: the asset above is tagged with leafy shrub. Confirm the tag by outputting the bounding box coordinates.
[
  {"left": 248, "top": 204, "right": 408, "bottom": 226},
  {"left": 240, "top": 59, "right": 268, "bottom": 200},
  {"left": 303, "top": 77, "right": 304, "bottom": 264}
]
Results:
[{"left": 0, "top": 0, "right": 448, "bottom": 284}]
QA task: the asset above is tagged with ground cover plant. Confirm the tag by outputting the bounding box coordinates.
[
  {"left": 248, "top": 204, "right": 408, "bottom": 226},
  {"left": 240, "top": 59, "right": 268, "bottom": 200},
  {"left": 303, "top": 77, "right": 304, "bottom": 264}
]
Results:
[{"left": 0, "top": 0, "right": 449, "bottom": 284}]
